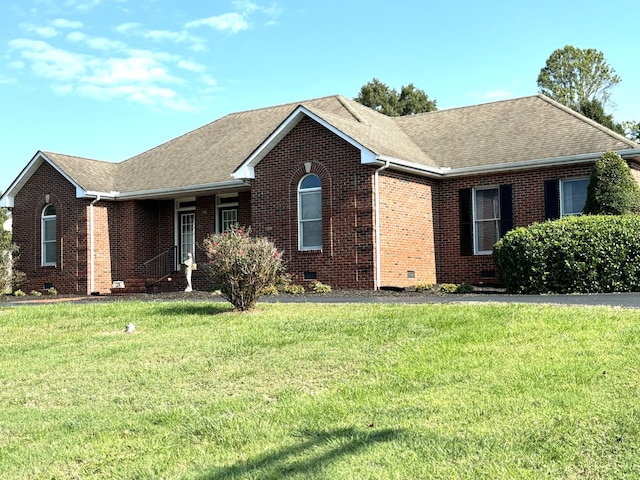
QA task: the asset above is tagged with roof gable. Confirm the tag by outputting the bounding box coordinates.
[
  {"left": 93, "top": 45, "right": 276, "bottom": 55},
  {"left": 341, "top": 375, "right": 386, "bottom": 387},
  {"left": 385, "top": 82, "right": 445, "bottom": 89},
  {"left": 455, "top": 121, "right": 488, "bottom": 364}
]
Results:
[{"left": 0, "top": 151, "right": 119, "bottom": 207}]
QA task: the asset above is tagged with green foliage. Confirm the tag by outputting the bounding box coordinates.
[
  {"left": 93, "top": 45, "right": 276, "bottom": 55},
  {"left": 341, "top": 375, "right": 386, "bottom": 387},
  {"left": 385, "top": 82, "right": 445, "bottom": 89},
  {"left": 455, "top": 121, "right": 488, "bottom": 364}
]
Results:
[
  {"left": 455, "top": 284, "right": 475, "bottom": 294},
  {"left": 0, "top": 205, "right": 22, "bottom": 294},
  {"left": 13, "top": 289, "right": 25, "bottom": 296},
  {"left": 578, "top": 98, "right": 625, "bottom": 135},
  {"left": 282, "top": 284, "right": 305, "bottom": 294},
  {"left": 438, "top": 283, "right": 458, "bottom": 293},
  {"left": 354, "top": 78, "right": 437, "bottom": 116},
  {"left": 201, "top": 225, "right": 284, "bottom": 311},
  {"left": 47, "top": 286, "right": 58, "bottom": 296},
  {"left": 584, "top": 150, "right": 640, "bottom": 215},
  {"left": 537, "top": 45, "right": 621, "bottom": 111},
  {"left": 29, "top": 290, "right": 42, "bottom": 296},
  {"left": 414, "top": 282, "right": 434, "bottom": 292},
  {"left": 623, "top": 120, "right": 640, "bottom": 142},
  {"left": 309, "top": 280, "right": 332, "bottom": 294},
  {"left": 494, "top": 215, "right": 640, "bottom": 293}
]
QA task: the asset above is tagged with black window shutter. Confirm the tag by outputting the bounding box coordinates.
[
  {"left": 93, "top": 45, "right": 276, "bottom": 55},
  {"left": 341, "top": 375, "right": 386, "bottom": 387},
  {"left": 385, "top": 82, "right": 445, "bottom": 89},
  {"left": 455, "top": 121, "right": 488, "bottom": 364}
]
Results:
[
  {"left": 544, "top": 179, "right": 560, "bottom": 219},
  {"left": 499, "top": 184, "right": 513, "bottom": 236},
  {"left": 459, "top": 188, "right": 473, "bottom": 256}
]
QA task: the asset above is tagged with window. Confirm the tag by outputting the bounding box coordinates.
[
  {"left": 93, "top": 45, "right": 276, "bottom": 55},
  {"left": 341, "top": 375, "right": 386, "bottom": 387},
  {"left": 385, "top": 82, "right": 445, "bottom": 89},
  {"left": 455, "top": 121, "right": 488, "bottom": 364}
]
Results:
[
  {"left": 474, "top": 187, "right": 500, "bottom": 255},
  {"left": 42, "top": 204, "right": 56, "bottom": 266},
  {"left": 216, "top": 194, "right": 238, "bottom": 233},
  {"left": 560, "top": 178, "right": 589, "bottom": 216},
  {"left": 180, "top": 212, "right": 195, "bottom": 263},
  {"left": 298, "top": 174, "right": 322, "bottom": 250}
]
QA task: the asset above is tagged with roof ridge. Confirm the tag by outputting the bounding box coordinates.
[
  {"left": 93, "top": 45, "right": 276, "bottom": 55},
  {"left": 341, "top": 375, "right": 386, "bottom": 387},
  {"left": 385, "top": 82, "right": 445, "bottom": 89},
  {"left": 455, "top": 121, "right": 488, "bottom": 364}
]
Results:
[
  {"left": 536, "top": 94, "right": 639, "bottom": 148},
  {"left": 334, "top": 95, "right": 370, "bottom": 124}
]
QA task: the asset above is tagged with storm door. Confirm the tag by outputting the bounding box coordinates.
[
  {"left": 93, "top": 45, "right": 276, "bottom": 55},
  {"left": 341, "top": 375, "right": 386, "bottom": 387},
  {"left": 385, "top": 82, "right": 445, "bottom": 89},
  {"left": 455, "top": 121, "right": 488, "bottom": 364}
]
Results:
[{"left": 180, "top": 212, "right": 196, "bottom": 263}]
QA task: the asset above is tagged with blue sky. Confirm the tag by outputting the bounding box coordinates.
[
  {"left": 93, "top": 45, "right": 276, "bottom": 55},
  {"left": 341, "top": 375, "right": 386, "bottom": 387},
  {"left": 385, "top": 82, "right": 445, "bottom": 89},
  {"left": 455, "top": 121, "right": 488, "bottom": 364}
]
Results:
[{"left": 1, "top": 0, "right": 638, "bottom": 192}]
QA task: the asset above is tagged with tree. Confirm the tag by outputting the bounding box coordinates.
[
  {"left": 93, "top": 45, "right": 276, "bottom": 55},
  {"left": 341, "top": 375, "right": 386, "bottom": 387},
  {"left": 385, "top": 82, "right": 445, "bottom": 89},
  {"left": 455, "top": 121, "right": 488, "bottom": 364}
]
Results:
[
  {"left": 537, "top": 45, "right": 621, "bottom": 112},
  {"left": 0, "top": 203, "right": 22, "bottom": 294},
  {"left": 583, "top": 150, "right": 640, "bottom": 215},
  {"left": 578, "top": 98, "right": 625, "bottom": 136},
  {"left": 354, "top": 78, "right": 436, "bottom": 116},
  {"left": 623, "top": 120, "right": 640, "bottom": 142}
]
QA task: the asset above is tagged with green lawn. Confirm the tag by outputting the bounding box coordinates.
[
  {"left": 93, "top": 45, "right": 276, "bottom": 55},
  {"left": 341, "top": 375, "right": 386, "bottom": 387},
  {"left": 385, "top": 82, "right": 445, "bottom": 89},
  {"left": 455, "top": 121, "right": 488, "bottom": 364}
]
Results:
[{"left": 1, "top": 299, "right": 640, "bottom": 479}]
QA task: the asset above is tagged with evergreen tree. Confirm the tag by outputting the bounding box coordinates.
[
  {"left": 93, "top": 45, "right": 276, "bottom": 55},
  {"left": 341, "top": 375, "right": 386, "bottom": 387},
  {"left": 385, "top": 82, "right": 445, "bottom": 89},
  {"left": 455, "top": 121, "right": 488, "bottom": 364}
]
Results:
[{"left": 583, "top": 151, "right": 640, "bottom": 215}]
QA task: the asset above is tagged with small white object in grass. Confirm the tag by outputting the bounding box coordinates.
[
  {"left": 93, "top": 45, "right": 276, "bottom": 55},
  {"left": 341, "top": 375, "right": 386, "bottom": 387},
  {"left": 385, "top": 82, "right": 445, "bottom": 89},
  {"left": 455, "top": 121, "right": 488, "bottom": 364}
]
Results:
[{"left": 125, "top": 322, "right": 135, "bottom": 333}]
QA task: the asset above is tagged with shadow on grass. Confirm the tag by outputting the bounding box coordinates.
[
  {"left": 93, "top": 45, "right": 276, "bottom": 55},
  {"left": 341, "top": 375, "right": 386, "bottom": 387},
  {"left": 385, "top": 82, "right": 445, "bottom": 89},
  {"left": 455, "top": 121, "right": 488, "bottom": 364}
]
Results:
[
  {"left": 197, "top": 427, "right": 402, "bottom": 479},
  {"left": 155, "top": 302, "right": 234, "bottom": 317}
]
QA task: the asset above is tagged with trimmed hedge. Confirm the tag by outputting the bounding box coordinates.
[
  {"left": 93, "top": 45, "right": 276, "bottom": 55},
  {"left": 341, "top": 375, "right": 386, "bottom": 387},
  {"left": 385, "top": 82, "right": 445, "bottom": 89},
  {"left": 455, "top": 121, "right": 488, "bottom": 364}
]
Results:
[{"left": 494, "top": 215, "right": 640, "bottom": 294}]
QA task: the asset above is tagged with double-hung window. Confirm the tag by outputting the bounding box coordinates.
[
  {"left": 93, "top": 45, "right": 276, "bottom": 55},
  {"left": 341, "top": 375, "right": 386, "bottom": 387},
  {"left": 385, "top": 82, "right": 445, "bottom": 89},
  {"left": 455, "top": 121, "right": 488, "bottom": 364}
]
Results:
[
  {"left": 473, "top": 187, "right": 501, "bottom": 255},
  {"left": 42, "top": 204, "right": 56, "bottom": 266},
  {"left": 298, "top": 174, "right": 322, "bottom": 250},
  {"left": 560, "top": 178, "right": 589, "bottom": 216}
]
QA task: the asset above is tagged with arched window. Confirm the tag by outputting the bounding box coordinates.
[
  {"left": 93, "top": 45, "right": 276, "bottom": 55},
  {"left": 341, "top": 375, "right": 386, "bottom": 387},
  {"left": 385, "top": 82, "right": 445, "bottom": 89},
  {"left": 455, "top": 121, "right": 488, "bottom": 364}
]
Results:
[
  {"left": 42, "top": 204, "right": 56, "bottom": 266},
  {"left": 298, "top": 174, "right": 322, "bottom": 250}
]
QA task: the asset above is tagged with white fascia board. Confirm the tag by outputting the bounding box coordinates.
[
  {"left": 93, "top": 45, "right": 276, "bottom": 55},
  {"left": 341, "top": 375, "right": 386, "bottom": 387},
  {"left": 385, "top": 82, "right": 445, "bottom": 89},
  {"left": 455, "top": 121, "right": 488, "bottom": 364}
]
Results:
[
  {"left": 113, "top": 180, "right": 250, "bottom": 200},
  {"left": 232, "top": 106, "right": 375, "bottom": 180},
  {"left": 442, "top": 150, "right": 640, "bottom": 178},
  {"left": 367, "top": 155, "right": 448, "bottom": 177}
]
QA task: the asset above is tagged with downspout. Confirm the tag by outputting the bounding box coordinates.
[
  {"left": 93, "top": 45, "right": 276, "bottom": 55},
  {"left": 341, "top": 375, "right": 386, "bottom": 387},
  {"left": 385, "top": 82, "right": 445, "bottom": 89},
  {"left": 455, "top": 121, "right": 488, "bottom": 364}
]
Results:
[
  {"left": 374, "top": 160, "right": 390, "bottom": 290},
  {"left": 90, "top": 195, "right": 101, "bottom": 294}
]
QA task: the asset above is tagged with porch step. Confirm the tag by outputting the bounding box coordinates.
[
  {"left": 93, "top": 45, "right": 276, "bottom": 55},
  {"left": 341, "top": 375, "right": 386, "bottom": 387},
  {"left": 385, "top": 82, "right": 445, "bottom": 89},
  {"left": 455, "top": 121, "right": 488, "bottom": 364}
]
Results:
[{"left": 110, "top": 278, "right": 146, "bottom": 295}]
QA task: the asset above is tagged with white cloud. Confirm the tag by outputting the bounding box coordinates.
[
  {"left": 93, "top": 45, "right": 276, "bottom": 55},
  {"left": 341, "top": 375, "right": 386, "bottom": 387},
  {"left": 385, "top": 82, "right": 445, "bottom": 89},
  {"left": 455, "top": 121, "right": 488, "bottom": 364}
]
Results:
[
  {"left": 52, "top": 18, "right": 83, "bottom": 29},
  {"left": 19, "top": 23, "right": 58, "bottom": 38},
  {"left": 177, "top": 59, "right": 206, "bottom": 73},
  {"left": 63, "top": 0, "right": 101, "bottom": 12},
  {"left": 66, "top": 31, "right": 127, "bottom": 51},
  {"left": 185, "top": 12, "right": 248, "bottom": 34},
  {"left": 115, "top": 22, "right": 141, "bottom": 34},
  {"left": 8, "top": 38, "right": 198, "bottom": 112}
]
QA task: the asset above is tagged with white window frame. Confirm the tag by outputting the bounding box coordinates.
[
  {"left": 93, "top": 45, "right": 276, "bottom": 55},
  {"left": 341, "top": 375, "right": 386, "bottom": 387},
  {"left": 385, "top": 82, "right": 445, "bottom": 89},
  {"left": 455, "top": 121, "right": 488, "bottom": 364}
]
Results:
[
  {"left": 473, "top": 186, "right": 500, "bottom": 255},
  {"left": 41, "top": 204, "right": 56, "bottom": 266},
  {"left": 560, "top": 177, "right": 589, "bottom": 217},
  {"left": 175, "top": 198, "right": 196, "bottom": 265},
  {"left": 298, "top": 174, "right": 322, "bottom": 251},
  {"left": 216, "top": 194, "right": 239, "bottom": 233}
]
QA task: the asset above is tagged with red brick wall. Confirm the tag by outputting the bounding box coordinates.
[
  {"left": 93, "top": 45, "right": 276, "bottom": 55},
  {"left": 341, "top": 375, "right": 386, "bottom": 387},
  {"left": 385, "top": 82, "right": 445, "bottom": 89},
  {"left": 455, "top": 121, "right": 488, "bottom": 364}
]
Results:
[
  {"left": 251, "top": 116, "right": 376, "bottom": 290},
  {"left": 12, "top": 161, "right": 89, "bottom": 294},
  {"left": 378, "top": 170, "right": 437, "bottom": 287},
  {"left": 434, "top": 163, "right": 595, "bottom": 285},
  {"left": 87, "top": 202, "right": 112, "bottom": 294}
]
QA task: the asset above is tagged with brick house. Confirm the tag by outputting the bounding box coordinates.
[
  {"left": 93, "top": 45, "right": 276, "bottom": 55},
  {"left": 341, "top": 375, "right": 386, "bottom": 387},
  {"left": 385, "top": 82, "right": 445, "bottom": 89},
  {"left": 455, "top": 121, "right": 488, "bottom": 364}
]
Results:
[{"left": 2, "top": 94, "right": 639, "bottom": 294}]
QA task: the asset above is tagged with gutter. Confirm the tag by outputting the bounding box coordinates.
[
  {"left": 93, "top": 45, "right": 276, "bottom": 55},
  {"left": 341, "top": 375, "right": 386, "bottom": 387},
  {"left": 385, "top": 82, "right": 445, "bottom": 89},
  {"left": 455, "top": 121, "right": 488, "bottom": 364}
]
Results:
[
  {"left": 89, "top": 195, "right": 101, "bottom": 295},
  {"left": 374, "top": 160, "right": 390, "bottom": 290}
]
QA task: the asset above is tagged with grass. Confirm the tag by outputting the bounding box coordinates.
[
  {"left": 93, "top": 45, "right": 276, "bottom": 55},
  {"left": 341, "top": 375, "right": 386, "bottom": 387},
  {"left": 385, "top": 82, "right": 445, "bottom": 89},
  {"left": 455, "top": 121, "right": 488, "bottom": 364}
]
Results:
[{"left": 1, "top": 300, "right": 640, "bottom": 478}]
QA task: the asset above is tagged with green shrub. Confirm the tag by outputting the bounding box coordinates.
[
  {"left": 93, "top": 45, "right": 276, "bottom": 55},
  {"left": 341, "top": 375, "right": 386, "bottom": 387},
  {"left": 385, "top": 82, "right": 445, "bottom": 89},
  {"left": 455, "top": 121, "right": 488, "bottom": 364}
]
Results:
[
  {"left": 455, "top": 284, "right": 475, "bottom": 294},
  {"left": 47, "top": 287, "right": 58, "bottom": 296},
  {"left": 29, "top": 290, "right": 42, "bottom": 297},
  {"left": 201, "top": 225, "right": 284, "bottom": 311},
  {"left": 439, "top": 283, "right": 458, "bottom": 293},
  {"left": 13, "top": 289, "right": 25, "bottom": 297},
  {"left": 260, "top": 284, "right": 279, "bottom": 296},
  {"left": 283, "top": 284, "right": 305, "bottom": 295},
  {"left": 309, "top": 281, "right": 332, "bottom": 294},
  {"left": 584, "top": 150, "right": 640, "bottom": 215},
  {"left": 494, "top": 215, "right": 640, "bottom": 294},
  {"left": 414, "top": 282, "right": 434, "bottom": 292}
]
